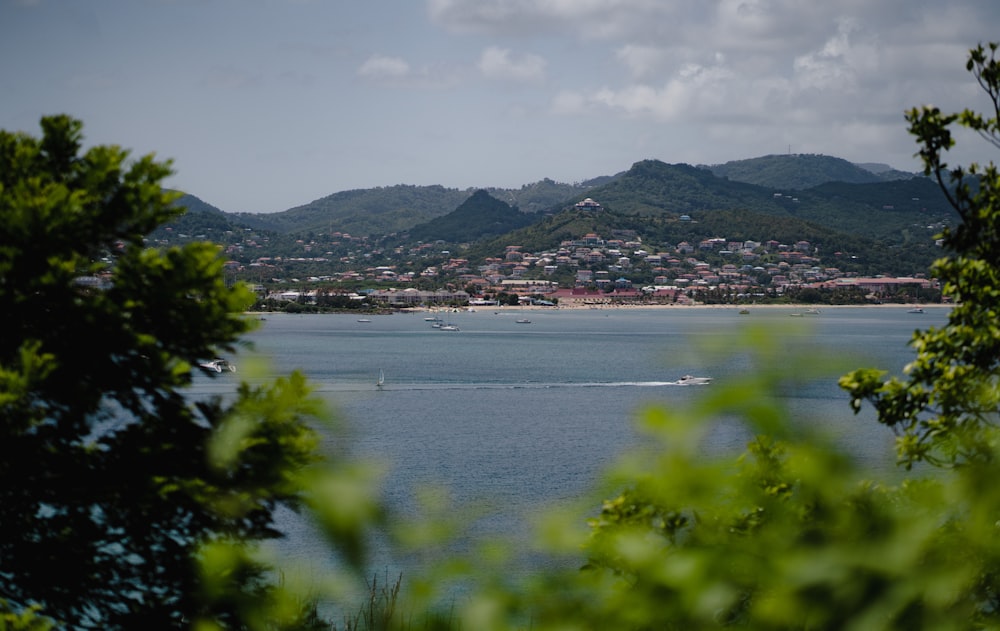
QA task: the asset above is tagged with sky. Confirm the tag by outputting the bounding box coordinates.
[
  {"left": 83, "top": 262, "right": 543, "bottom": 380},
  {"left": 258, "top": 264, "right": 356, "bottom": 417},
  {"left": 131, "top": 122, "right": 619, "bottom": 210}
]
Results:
[{"left": 2, "top": 1, "right": 999, "bottom": 214}]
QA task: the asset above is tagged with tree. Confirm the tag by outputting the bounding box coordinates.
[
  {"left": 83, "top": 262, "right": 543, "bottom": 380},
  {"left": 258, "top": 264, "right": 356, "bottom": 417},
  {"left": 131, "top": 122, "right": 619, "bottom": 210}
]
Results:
[
  {"left": 840, "top": 43, "right": 1000, "bottom": 468},
  {"left": 0, "top": 116, "right": 326, "bottom": 627}
]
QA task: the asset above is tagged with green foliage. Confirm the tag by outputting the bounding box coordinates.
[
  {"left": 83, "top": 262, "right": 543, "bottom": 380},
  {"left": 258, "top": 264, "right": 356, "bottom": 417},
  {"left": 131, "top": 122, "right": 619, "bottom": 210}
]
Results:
[
  {"left": 0, "top": 600, "right": 56, "bottom": 631},
  {"left": 708, "top": 153, "right": 888, "bottom": 189},
  {"left": 233, "top": 180, "right": 588, "bottom": 238},
  {"left": 840, "top": 42, "right": 1000, "bottom": 469},
  {"left": 338, "top": 323, "right": 1000, "bottom": 630},
  {"left": 291, "top": 42, "right": 1000, "bottom": 631},
  {"left": 406, "top": 190, "right": 539, "bottom": 243},
  {"left": 0, "top": 116, "right": 343, "bottom": 628}
]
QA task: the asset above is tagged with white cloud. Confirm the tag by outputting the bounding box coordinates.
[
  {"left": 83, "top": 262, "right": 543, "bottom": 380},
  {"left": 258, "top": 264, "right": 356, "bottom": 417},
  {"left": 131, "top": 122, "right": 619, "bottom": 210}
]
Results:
[
  {"left": 615, "top": 45, "right": 671, "bottom": 80},
  {"left": 478, "top": 46, "right": 546, "bottom": 83},
  {"left": 792, "top": 20, "right": 862, "bottom": 92},
  {"left": 556, "top": 56, "right": 735, "bottom": 121},
  {"left": 428, "top": 0, "right": 693, "bottom": 38}
]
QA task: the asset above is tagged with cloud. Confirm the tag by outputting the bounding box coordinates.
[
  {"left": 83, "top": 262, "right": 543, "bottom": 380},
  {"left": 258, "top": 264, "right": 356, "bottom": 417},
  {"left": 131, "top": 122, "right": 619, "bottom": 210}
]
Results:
[
  {"left": 615, "top": 45, "right": 672, "bottom": 80},
  {"left": 429, "top": 0, "right": 696, "bottom": 38},
  {"left": 478, "top": 46, "right": 546, "bottom": 83},
  {"left": 357, "top": 54, "right": 412, "bottom": 79},
  {"left": 553, "top": 54, "right": 735, "bottom": 121}
]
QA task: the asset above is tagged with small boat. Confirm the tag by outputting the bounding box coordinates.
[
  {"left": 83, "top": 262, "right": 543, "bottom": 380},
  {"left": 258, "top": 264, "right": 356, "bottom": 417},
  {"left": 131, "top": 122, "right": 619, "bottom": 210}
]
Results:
[
  {"left": 804, "top": 308, "right": 821, "bottom": 315},
  {"left": 908, "top": 307, "right": 924, "bottom": 314},
  {"left": 739, "top": 308, "right": 750, "bottom": 315},
  {"left": 439, "top": 324, "right": 460, "bottom": 331},
  {"left": 516, "top": 318, "right": 531, "bottom": 324},
  {"left": 357, "top": 318, "right": 372, "bottom": 323},
  {"left": 675, "top": 375, "right": 711, "bottom": 386},
  {"left": 200, "top": 358, "right": 236, "bottom": 373},
  {"left": 376, "top": 368, "right": 385, "bottom": 388},
  {"left": 789, "top": 313, "right": 804, "bottom": 317}
]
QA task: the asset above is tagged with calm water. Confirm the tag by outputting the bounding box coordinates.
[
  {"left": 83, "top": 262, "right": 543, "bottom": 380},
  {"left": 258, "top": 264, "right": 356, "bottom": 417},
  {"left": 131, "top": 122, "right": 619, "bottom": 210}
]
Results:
[{"left": 194, "top": 306, "right": 949, "bottom": 580}]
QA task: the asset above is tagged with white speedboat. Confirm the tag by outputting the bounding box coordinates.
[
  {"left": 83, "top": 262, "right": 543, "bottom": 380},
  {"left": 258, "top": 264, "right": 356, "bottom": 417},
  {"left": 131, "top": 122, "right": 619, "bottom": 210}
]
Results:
[
  {"left": 439, "top": 324, "right": 460, "bottom": 331},
  {"left": 200, "top": 358, "right": 236, "bottom": 373},
  {"left": 675, "top": 374, "right": 711, "bottom": 385}
]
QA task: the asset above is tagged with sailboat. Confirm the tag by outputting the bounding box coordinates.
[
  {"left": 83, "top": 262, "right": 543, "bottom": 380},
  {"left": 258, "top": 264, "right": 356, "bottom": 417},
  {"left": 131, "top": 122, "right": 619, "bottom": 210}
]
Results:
[{"left": 376, "top": 368, "right": 385, "bottom": 388}]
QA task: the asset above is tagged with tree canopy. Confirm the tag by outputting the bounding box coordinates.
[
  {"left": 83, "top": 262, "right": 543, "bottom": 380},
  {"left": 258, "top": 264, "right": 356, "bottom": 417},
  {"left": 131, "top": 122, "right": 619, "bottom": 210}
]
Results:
[
  {"left": 840, "top": 42, "right": 1000, "bottom": 468},
  {"left": 0, "top": 115, "right": 327, "bottom": 628}
]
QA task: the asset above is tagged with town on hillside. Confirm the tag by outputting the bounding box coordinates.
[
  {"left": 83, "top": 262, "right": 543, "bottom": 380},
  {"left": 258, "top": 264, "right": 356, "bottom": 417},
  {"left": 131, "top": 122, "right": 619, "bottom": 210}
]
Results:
[{"left": 192, "top": 197, "right": 940, "bottom": 311}]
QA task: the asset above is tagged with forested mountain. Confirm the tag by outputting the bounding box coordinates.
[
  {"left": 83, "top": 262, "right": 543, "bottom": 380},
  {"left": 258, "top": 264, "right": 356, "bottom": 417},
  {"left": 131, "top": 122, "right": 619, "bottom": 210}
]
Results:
[
  {"left": 405, "top": 190, "right": 540, "bottom": 242},
  {"left": 151, "top": 192, "right": 235, "bottom": 238},
  {"left": 706, "top": 154, "right": 916, "bottom": 189},
  {"left": 231, "top": 185, "right": 471, "bottom": 237},
  {"left": 163, "top": 153, "right": 953, "bottom": 277},
  {"left": 543, "top": 160, "right": 953, "bottom": 242},
  {"left": 228, "top": 179, "right": 595, "bottom": 238},
  {"left": 459, "top": 159, "right": 954, "bottom": 276}
]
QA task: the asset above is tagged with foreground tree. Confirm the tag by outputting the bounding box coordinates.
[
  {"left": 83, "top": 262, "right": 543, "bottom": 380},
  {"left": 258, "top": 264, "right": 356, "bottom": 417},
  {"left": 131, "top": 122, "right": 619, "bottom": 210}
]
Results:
[
  {"left": 0, "top": 116, "right": 328, "bottom": 628},
  {"left": 840, "top": 43, "right": 1000, "bottom": 468}
]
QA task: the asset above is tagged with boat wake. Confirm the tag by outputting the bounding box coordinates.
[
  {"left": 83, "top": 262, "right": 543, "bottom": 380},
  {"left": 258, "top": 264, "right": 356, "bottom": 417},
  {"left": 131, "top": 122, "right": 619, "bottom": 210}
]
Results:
[
  {"left": 191, "top": 378, "right": 708, "bottom": 395},
  {"left": 310, "top": 380, "right": 692, "bottom": 392}
]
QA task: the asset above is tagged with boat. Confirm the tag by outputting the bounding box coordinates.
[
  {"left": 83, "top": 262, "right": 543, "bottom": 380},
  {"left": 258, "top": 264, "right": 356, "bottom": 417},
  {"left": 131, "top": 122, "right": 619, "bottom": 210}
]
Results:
[
  {"left": 357, "top": 318, "right": 372, "bottom": 322},
  {"left": 439, "top": 324, "right": 460, "bottom": 331},
  {"left": 804, "top": 308, "right": 821, "bottom": 315},
  {"left": 739, "top": 308, "right": 750, "bottom": 315},
  {"left": 516, "top": 318, "right": 531, "bottom": 324},
  {"left": 908, "top": 307, "right": 924, "bottom": 314},
  {"left": 376, "top": 368, "right": 385, "bottom": 388},
  {"left": 675, "top": 375, "right": 711, "bottom": 386},
  {"left": 200, "top": 358, "right": 236, "bottom": 373}
]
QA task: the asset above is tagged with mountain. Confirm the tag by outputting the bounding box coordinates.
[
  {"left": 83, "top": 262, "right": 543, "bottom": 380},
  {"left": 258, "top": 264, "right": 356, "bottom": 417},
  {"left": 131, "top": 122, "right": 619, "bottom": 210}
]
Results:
[
  {"left": 461, "top": 159, "right": 955, "bottom": 276},
  {"left": 177, "top": 153, "right": 928, "bottom": 241},
  {"left": 405, "top": 190, "right": 540, "bottom": 243},
  {"left": 230, "top": 185, "right": 471, "bottom": 237},
  {"left": 705, "top": 154, "right": 913, "bottom": 189},
  {"left": 151, "top": 192, "right": 237, "bottom": 238},
  {"left": 855, "top": 162, "right": 918, "bottom": 181},
  {"left": 228, "top": 179, "right": 595, "bottom": 238},
  {"left": 162, "top": 153, "right": 957, "bottom": 277}
]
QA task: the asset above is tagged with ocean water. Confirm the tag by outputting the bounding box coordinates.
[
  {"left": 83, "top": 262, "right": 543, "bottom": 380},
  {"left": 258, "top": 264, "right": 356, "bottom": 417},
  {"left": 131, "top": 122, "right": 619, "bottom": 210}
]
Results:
[{"left": 194, "top": 306, "right": 949, "bottom": 582}]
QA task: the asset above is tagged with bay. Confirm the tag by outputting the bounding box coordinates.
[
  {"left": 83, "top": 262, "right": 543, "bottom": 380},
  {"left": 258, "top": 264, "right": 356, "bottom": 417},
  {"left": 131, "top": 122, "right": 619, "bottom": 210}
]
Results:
[{"left": 194, "top": 306, "right": 949, "bottom": 583}]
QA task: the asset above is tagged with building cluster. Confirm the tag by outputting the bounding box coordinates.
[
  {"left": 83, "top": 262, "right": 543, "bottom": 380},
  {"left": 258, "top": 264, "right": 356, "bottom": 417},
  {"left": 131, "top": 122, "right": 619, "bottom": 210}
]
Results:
[{"left": 212, "top": 198, "right": 936, "bottom": 306}]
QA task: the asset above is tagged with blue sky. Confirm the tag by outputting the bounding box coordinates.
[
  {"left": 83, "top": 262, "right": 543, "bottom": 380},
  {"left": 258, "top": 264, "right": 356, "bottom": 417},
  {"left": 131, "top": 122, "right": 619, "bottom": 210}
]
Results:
[{"left": 2, "top": 0, "right": 998, "bottom": 213}]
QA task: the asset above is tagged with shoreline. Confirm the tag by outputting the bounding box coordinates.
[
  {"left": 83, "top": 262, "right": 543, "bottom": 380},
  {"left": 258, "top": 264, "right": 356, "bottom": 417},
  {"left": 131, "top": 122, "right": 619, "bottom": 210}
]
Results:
[
  {"left": 429, "top": 302, "right": 952, "bottom": 312},
  {"left": 247, "top": 303, "right": 952, "bottom": 316}
]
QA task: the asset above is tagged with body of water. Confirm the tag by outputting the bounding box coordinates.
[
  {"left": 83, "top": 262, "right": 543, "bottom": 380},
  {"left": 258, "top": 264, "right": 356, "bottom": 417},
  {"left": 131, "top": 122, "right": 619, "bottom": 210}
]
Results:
[{"left": 194, "top": 305, "right": 949, "bottom": 582}]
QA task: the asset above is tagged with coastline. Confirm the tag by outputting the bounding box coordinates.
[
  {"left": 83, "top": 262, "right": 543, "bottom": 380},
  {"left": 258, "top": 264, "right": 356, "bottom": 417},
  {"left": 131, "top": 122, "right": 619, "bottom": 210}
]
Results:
[
  {"left": 441, "top": 302, "right": 951, "bottom": 312},
  {"left": 246, "top": 303, "right": 952, "bottom": 316}
]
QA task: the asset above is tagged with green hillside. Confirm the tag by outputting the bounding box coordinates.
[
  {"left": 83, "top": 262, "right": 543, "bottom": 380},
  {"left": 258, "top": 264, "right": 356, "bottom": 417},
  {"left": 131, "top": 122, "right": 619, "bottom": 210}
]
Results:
[
  {"left": 227, "top": 179, "right": 592, "bottom": 238},
  {"left": 162, "top": 154, "right": 955, "bottom": 278},
  {"left": 708, "top": 154, "right": 890, "bottom": 189},
  {"left": 231, "top": 185, "right": 471, "bottom": 237},
  {"left": 460, "top": 160, "right": 954, "bottom": 276},
  {"left": 406, "top": 190, "right": 540, "bottom": 242}
]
